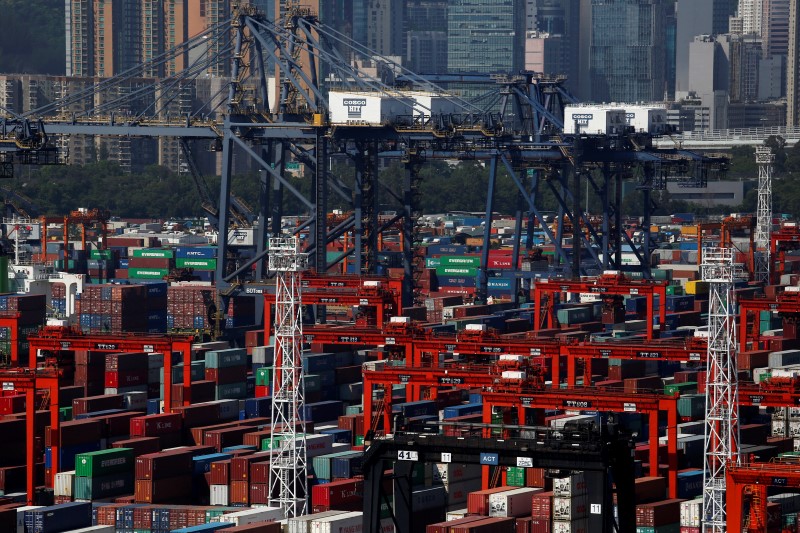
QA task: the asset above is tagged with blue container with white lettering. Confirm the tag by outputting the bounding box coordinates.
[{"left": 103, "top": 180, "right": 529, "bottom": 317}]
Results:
[{"left": 175, "top": 246, "right": 218, "bottom": 259}]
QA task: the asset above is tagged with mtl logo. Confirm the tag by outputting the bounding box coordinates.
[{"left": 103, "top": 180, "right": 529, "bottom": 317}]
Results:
[{"left": 344, "top": 98, "right": 367, "bottom": 118}]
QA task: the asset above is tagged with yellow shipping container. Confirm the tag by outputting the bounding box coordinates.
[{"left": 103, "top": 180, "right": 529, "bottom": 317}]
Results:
[
  {"left": 680, "top": 226, "right": 699, "bottom": 237},
  {"left": 685, "top": 280, "right": 709, "bottom": 295}
]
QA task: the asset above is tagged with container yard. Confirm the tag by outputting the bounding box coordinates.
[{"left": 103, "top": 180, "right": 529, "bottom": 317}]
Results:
[{"left": 0, "top": 207, "right": 797, "bottom": 533}]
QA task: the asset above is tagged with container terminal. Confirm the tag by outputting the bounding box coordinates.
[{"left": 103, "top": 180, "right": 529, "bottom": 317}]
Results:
[{"left": 1, "top": 4, "right": 799, "bottom": 533}]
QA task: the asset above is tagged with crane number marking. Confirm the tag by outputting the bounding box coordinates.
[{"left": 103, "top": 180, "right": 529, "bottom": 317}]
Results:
[{"left": 397, "top": 450, "right": 418, "bottom": 461}]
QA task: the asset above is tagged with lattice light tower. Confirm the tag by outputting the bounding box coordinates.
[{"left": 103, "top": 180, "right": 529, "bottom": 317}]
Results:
[
  {"left": 702, "top": 246, "right": 745, "bottom": 532},
  {"left": 268, "top": 236, "right": 309, "bottom": 518},
  {"left": 754, "top": 145, "right": 775, "bottom": 283}
]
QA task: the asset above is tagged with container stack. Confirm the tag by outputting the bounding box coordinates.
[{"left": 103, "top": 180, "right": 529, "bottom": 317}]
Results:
[
  {"left": 105, "top": 352, "right": 149, "bottom": 396},
  {"left": 552, "top": 473, "right": 589, "bottom": 533},
  {"left": 636, "top": 499, "right": 684, "bottom": 532},
  {"left": 168, "top": 285, "right": 216, "bottom": 329},
  {"left": 135, "top": 448, "right": 199, "bottom": 503},
  {"left": 176, "top": 246, "right": 217, "bottom": 283},
  {"left": 74, "top": 448, "right": 135, "bottom": 500},
  {"left": 76, "top": 284, "right": 148, "bottom": 333},
  {"left": 128, "top": 248, "right": 173, "bottom": 280},
  {"left": 205, "top": 348, "right": 248, "bottom": 401},
  {"left": 143, "top": 281, "right": 169, "bottom": 333}
]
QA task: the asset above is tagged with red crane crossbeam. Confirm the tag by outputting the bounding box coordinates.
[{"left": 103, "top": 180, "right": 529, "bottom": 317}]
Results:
[
  {"left": 532, "top": 276, "right": 667, "bottom": 339},
  {"left": 0, "top": 367, "right": 61, "bottom": 505},
  {"left": 27, "top": 328, "right": 193, "bottom": 410},
  {"left": 481, "top": 389, "right": 680, "bottom": 498},
  {"left": 739, "top": 294, "right": 800, "bottom": 350},
  {"left": 727, "top": 462, "right": 800, "bottom": 533}
]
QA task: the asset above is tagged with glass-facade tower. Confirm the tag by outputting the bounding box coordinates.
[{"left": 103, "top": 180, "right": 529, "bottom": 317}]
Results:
[
  {"left": 447, "top": 0, "right": 524, "bottom": 74},
  {"left": 590, "top": 0, "right": 667, "bottom": 102}
]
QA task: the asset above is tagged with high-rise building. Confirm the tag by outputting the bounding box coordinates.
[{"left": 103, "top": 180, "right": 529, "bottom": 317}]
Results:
[
  {"left": 365, "top": 0, "right": 405, "bottom": 57},
  {"left": 788, "top": 0, "right": 800, "bottom": 125},
  {"left": 589, "top": 0, "right": 667, "bottom": 103},
  {"left": 762, "top": 0, "right": 791, "bottom": 57},
  {"left": 675, "top": 0, "right": 736, "bottom": 98},
  {"left": 524, "top": 0, "right": 580, "bottom": 93},
  {"left": 406, "top": 1, "right": 447, "bottom": 73},
  {"left": 447, "top": 0, "right": 525, "bottom": 74},
  {"left": 65, "top": 0, "right": 233, "bottom": 78},
  {"left": 738, "top": 0, "right": 763, "bottom": 35}
]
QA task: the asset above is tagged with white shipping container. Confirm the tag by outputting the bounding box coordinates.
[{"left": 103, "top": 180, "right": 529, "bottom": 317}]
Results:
[
  {"left": 306, "top": 433, "right": 336, "bottom": 458},
  {"left": 16, "top": 506, "right": 42, "bottom": 533},
  {"left": 680, "top": 498, "right": 702, "bottom": 527},
  {"left": 790, "top": 420, "right": 800, "bottom": 437},
  {"left": 552, "top": 472, "right": 588, "bottom": 497},
  {"left": 772, "top": 419, "right": 787, "bottom": 437},
  {"left": 552, "top": 519, "right": 589, "bottom": 533},
  {"left": 552, "top": 495, "right": 588, "bottom": 521},
  {"left": 210, "top": 484, "right": 228, "bottom": 506},
  {"left": 310, "top": 511, "right": 363, "bottom": 533},
  {"left": 446, "top": 509, "right": 469, "bottom": 521},
  {"left": 219, "top": 506, "right": 284, "bottom": 525},
  {"left": 328, "top": 91, "right": 414, "bottom": 125},
  {"left": 123, "top": 391, "right": 148, "bottom": 410},
  {"left": 54, "top": 470, "right": 75, "bottom": 498},
  {"left": 563, "top": 105, "right": 626, "bottom": 135},
  {"left": 363, "top": 360, "right": 387, "bottom": 372},
  {"left": 60, "top": 527, "right": 115, "bottom": 533},
  {"left": 444, "top": 478, "right": 483, "bottom": 505},
  {"left": 432, "top": 463, "right": 482, "bottom": 486},
  {"left": 287, "top": 511, "right": 347, "bottom": 533},
  {"left": 488, "top": 487, "right": 538, "bottom": 517},
  {"left": 501, "top": 371, "right": 526, "bottom": 380},
  {"left": 252, "top": 345, "right": 275, "bottom": 365}
]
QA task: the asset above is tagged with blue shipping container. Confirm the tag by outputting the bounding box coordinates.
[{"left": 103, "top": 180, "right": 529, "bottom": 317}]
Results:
[
  {"left": 175, "top": 246, "right": 218, "bottom": 259},
  {"left": 393, "top": 400, "right": 437, "bottom": 418},
  {"left": 25, "top": 501, "right": 92, "bottom": 533},
  {"left": 244, "top": 396, "right": 272, "bottom": 418},
  {"left": 331, "top": 452, "right": 364, "bottom": 479},
  {"left": 443, "top": 403, "right": 483, "bottom": 419},
  {"left": 320, "top": 428, "right": 352, "bottom": 444},
  {"left": 192, "top": 453, "right": 232, "bottom": 475}
]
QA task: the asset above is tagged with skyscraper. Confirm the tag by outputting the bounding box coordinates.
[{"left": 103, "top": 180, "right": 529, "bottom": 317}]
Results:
[
  {"left": 762, "top": 0, "right": 791, "bottom": 57},
  {"left": 589, "top": 0, "right": 667, "bottom": 103},
  {"left": 406, "top": 1, "right": 447, "bottom": 73},
  {"left": 675, "top": 0, "right": 736, "bottom": 97},
  {"left": 524, "top": 0, "right": 581, "bottom": 93},
  {"left": 65, "top": 0, "right": 232, "bottom": 78},
  {"left": 447, "top": 0, "right": 525, "bottom": 74},
  {"left": 788, "top": 0, "right": 800, "bottom": 124}
]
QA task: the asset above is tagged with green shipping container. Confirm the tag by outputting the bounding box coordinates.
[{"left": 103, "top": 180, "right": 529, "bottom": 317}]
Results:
[
  {"left": 506, "top": 467, "right": 526, "bottom": 486},
  {"left": 255, "top": 367, "right": 271, "bottom": 387},
  {"left": 677, "top": 394, "right": 705, "bottom": 419},
  {"left": 176, "top": 257, "right": 217, "bottom": 270},
  {"left": 75, "top": 448, "right": 134, "bottom": 477},
  {"left": 424, "top": 258, "right": 441, "bottom": 268},
  {"left": 439, "top": 256, "right": 481, "bottom": 267},
  {"left": 346, "top": 405, "right": 363, "bottom": 415},
  {"left": 635, "top": 524, "right": 680, "bottom": 533},
  {"left": 74, "top": 472, "right": 134, "bottom": 500},
  {"left": 132, "top": 248, "right": 174, "bottom": 259},
  {"left": 129, "top": 268, "right": 169, "bottom": 279},
  {"left": 355, "top": 435, "right": 364, "bottom": 445},
  {"left": 435, "top": 266, "right": 478, "bottom": 277},
  {"left": 89, "top": 249, "right": 113, "bottom": 260},
  {"left": 59, "top": 406, "right": 73, "bottom": 421},
  {"left": 664, "top": 382, "right": 697, "bottom": 396},
  {"left": 665, "top": 285, "right": 683, "bottom": 296}
]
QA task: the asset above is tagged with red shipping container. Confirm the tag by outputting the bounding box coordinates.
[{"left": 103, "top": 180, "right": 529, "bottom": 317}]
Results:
[
  {"left": 130, "top": 413, "right": 183, "bottom": 437},
  {"left": 249, "top": 461, "right": 272, "bottom": 484},
  {"left": 636, "top": 498, "right": 685, "bottom": 527},
  {"left": 172, "top": 402, "right": 221, "bottom": 428},
  {"left": 531, "top": 491, "right": 552, "bottom": 517},
  {"left": 98, "top": 411, "right": 144, "bottom": 438},
  {"left": 112, "top": 437, "right": 161, "bottom": 457},
  {"left": 0, "top": 395, "right": 25, "bottom": 415},
  {"left": 104, "top": 369, "right": 148, "bottom": 388},
  {"left": 105, "top": 352, "right": 148, "bottom": 371},
  {"left": 467, "top": 487, "right": 515, "bottom": 516},
  {"left": 135, "top": 448, "right": 194, "bottom": 480},
  {"left": 210, "top": 460, "right": 231, "bottom": 485},
  {"left": 680, "top": 528, "right": 701, "bottom": 533},
  {"left": 428, "top": 516, "right": 488, "bottom": 533},
  {"left": 204, "top": 426, "right": 254, "bottom": 452},
  {"left": 134, "top": 475, "right": 192, "bottom": 503},
  {"left": 254, "top": 386, "right": 270, "bottom": 398},
  {"left": 128, "top": 257, "right": 172, "bottom": 269},
  {"left": 635, "top": 477, "right": 667, "bottom": 503},
  {"left": 72, "top": 394, "right": 124, "bottom": 416},
  {"left": 205, "top": 366, "right": 247, "bottom": 385},
  {"left": 55, "top": 418, "right": 103, "bottom": 447},
  {"left": 230, "top": 452, "right": 272, "bottom": 481},
  {"left": 451, "top": 517, "right": 515, "bottom": 533},
  {"left": 249, "top": 483, "right": 271, "bottom": 505},
  {"left": 623, "top": 376, "right": 664, "bottom": 394},
  {"left": 229, "top": 480, "right": 250, "bottom": 505},
  {"left": 171, "top": 381, "right": 216, "bottom": 405},
  {"left": 311, "top": 478, "right": 363, "bottom": 508}
]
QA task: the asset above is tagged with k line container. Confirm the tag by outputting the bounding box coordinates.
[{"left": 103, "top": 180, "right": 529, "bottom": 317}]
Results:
[{"left": 309, "top": 511, "right": 363, "bottom": 533}]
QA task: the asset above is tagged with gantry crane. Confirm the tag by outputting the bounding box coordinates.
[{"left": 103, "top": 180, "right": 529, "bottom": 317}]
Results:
[
  {"left": 0, "top": 366, "right": 62, "bottom": 505},
  {"left": 27, "top": 326, "right": 193, "bottom": 409},
  {"left": 532, "top": 272, "right": 669, "bottom": 338}
]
